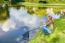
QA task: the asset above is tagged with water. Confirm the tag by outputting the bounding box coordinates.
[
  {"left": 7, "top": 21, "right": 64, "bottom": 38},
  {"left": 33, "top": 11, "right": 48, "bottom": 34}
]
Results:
[
  {"left": 0, "top": 7, "right": 41, "bottom": 43},
  {"left": 0, "top": 7, "right": 60, "bottom": 43}
]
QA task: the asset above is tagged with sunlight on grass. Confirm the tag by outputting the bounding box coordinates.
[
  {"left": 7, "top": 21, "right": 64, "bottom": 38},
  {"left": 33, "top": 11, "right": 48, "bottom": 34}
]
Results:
[{"left": 29, "top": 18, "right": 65, "bottom": 43}]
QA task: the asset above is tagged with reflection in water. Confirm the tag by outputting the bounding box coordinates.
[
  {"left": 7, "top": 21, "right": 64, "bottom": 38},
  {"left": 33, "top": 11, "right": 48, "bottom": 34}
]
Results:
[{"left": 0, "top": 7, "right": 61, "bottom": 43}]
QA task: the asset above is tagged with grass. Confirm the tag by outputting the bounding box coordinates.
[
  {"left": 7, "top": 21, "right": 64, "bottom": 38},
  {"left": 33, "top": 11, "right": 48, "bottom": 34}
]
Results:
[{"left": 29, "top": 18, "right": 65, "bottom": 43}]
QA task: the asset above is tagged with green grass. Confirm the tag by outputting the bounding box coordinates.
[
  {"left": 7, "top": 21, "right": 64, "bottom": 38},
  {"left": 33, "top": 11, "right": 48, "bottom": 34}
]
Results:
[{"left": 29, "top": 18, "right": 65, "bottom": 43}]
